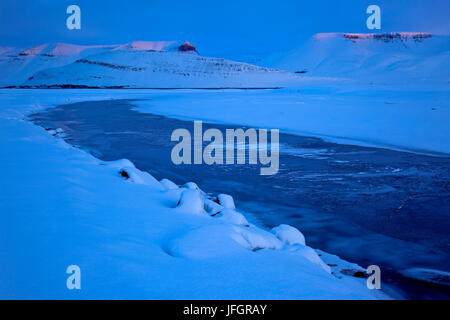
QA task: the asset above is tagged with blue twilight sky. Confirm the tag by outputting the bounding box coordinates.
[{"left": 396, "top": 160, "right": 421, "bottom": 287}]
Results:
[{"left": 0, "top": 0, "right": 449, "bottom": 57}]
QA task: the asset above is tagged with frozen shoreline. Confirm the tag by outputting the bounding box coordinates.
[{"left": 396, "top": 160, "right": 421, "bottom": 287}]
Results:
[
  {"left": 3, "top": 84, "right": 449, "bottom": 156},
  {"left": 129, "top": 86, "right": 450, "bottom": 156},
  {"left": 0, "top": 89, "right": 387, "bottom": 299}
]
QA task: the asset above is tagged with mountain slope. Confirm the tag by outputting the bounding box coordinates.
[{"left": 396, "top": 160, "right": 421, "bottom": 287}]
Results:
[
  {"left": 1, "top": 41, "right": 295, "bottom": 89},
  {"left": 24, "top": 49, "right": 294, "bottom": 88},
  {"left": 0, "top": 43, "right": 118, "bottom": 87},
  {"left": 273, "top": 32, "right": 450, "bottom": 83}
]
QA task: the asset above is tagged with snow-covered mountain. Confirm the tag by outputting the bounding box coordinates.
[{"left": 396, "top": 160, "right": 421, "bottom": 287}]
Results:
[
  {"left": 272, "top": 32, "right": 450, "bottom": 83},
  {"left": 1, "top": 41, "right": 295, "bottom": 89},
  {"left": 0, "top": 43, "right": 118, "bottom": 87},
  {"left": 5, "top": 33, "right": 447, "bottom": 88}
]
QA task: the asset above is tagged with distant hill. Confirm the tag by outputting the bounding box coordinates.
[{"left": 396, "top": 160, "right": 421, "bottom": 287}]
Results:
[
  {"left": 272, "top": 32, "right": 450, "bottom": 83},
  {"left": 1, "top": 41, "right": 295, "bottom": 89}
]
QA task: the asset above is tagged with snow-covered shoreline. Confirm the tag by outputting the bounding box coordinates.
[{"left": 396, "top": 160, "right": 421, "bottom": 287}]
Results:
[{"left": 0, "top": 89, "right": 388, "bottom": 299}]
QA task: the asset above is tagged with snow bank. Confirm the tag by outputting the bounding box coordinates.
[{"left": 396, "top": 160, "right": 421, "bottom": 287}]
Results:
[
  {"left": 160, "top": 178, "right": 179, "bottom": 190},
  {"left": 271, "top": 224, "right": 306, "bottom": 246},
  {"left": 287, "top": 245, "right": 331, "bottom": 274},
  {"left": 232, "top": 225, "right": 283, "bottom": 251},
  {"left": 175, "top": 189, "right": 207, "bottom": 215},
  {"left": 217, "top": 193, "right": 236, "bottom": 209},
  {"left": 215, "top": 208, "right": 249, "bottom": 226},
  {"left": 105, "top": 159, "right": 163, "bottom": 189},
  {"left": 204, "top": 198, "right": 223, "bottom": 215},
  {"left": 166, "top": 224, "right": 249, "bottom": 259}
]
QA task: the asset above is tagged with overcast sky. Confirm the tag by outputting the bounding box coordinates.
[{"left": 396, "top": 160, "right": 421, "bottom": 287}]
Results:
[{"left": 1, "top": 0, "right": 449, "bottom": 57}]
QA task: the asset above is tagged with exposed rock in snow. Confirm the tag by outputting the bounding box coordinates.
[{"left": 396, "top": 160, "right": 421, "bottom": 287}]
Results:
[
  {"left": 204, "top": 198, "right": 223, "bottom": 215},
  {"left": 271, "top": 224, "right": 306, "bottom": 246},
  {"left": 177, "top": 41, "right": 198, "bottom": 54},
  {"left": 315, "top": 249, "right": 376, "bottom": 281},
  {"left": 120, "top": 166, "right": 163, "bottom": 188},
  {"left": 342, "top": 32, "right": 432, "bottom": 43},
  {"left": 103, "top": 158, "right": 163, "bottom": 189}
]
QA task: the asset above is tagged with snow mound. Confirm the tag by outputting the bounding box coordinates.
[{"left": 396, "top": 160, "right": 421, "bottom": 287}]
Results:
[
  {"left": 162, "top": 188, "right": 185, "bottom": 208},
  {"left": 120, "top": 166, "right": 163, "bottom": 188},
  {"left": 214, "top": 208, "right": 249, "bottom": 226},
  {"left": 166, "top": 224, "right": 249, "bottom": 259},
  {"left": 175, "top": 189, "right": 207, "bottom": 215},
  {"left": 183, "top": 181, "right": 201, "bottom": 190},
  {"left": 204, "top": 198, "right": 223, "bottom": 215},
  {"left": 271, "top": 224, "right": 306, "bottom": 246},
  {"left": 232, "top": 225, "right": 283, "bottom": 251},
  {"left": 101, "top": 158, "right": 163, "bottom": 189},
  {"left": 166, "top": 224, "right": 283, "bottom": 259},
  {"left": 103, "top": 158, "right": 135, "bottom": 169},
  {"left": 287, "top": 245, "right": 331, "bottom": 274},
  {"left": 160, "top": 178, "right": 179, "bottom": 190},
  {"left": 217, "top": 194, "right": 236, "bottom": 209}
]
